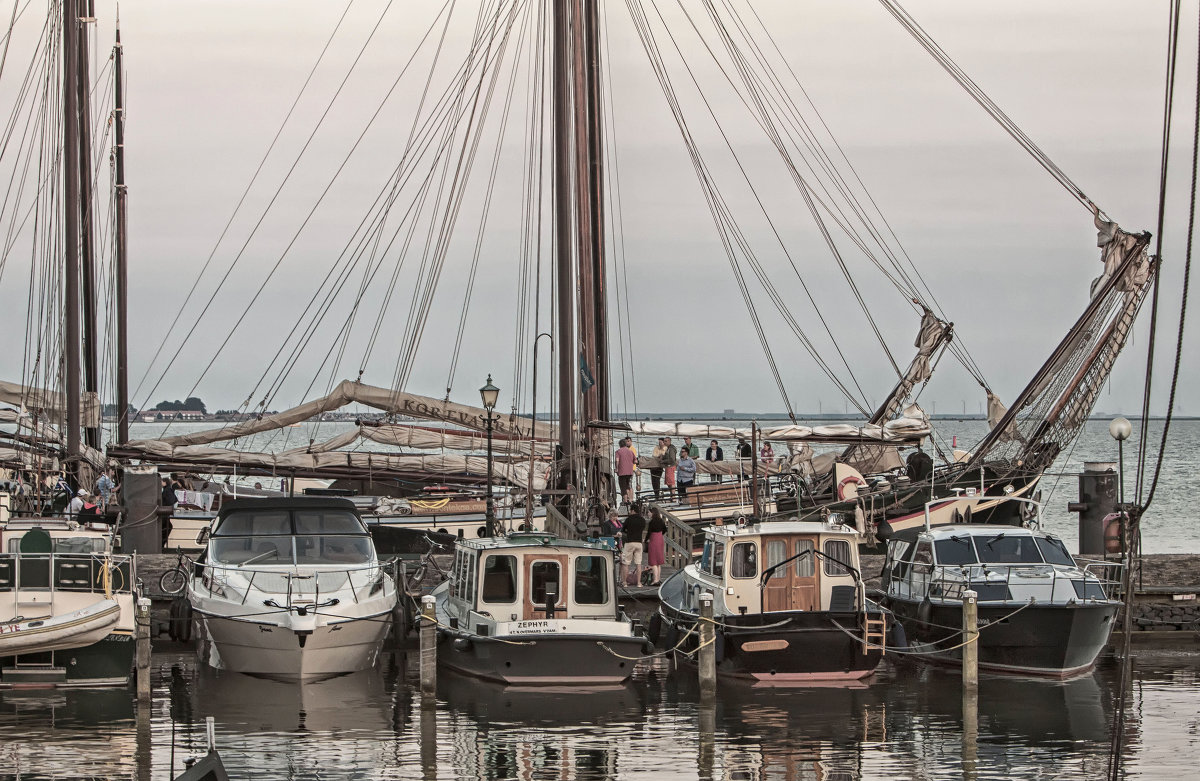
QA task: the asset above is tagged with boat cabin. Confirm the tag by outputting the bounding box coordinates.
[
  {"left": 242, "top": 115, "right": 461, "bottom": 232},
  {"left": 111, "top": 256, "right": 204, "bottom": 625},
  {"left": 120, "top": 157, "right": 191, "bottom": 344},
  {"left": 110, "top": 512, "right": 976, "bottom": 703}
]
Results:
[
  {"left": 447, "top": 534, "right": 618, "bottom": 625},
  {"left": 206, "top": 498, "right": 375, "bottom": 568},
  {"left": 686, "top": 520, "right": 864, "bottom": 616},
  {"left": 883, "top": 525, "right": 1114, "bottom": 604}
]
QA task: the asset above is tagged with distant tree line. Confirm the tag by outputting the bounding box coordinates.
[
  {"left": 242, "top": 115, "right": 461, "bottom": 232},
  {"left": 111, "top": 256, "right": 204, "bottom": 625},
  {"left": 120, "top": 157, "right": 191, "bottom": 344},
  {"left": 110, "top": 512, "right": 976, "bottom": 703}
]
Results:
[{"left": 153, "top": 397, "right": 207, "bottom": 414}]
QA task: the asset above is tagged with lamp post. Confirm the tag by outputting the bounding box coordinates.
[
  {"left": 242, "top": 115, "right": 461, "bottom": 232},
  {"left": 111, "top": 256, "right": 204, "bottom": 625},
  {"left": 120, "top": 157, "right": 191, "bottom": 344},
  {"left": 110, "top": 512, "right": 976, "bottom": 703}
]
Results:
[
  {"left": 480, "top": 375, "right": 500, "bottom": 537},
  {"left": 1109, "top": 416, "right": 1132, "bottom": 506}
]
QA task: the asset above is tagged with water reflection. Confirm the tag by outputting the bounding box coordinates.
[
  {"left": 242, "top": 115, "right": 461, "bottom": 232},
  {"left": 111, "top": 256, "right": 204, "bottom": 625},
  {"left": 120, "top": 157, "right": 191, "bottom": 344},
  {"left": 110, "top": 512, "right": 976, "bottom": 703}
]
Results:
[{"left": 0, "top": 652, "right": 1196, "bottom": 779}]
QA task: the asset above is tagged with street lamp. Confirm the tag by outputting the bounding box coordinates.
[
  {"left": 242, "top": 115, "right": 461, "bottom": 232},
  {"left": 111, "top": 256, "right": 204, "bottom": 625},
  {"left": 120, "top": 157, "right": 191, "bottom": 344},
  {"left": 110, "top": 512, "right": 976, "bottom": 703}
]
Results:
[
  {"left": 480, "top": 375, "right": 500, "bottom": 537},
  {"left": 1109, "top": 416, "right": 1132, "bottom": 506}
]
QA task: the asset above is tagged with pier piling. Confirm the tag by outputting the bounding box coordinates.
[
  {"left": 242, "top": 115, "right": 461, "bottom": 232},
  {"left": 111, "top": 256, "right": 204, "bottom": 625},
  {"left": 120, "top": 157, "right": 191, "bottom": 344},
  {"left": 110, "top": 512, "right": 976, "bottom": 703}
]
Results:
[
  {"left": 962, "top": 589, "right": 978, "bottom": 690},
  {"left": 419, "top": 595, "right": 437, "bottom": 695},
  {"left": 135, "top": 596, "right": 152, "bottom": 700},
  {"left": 699, "top": 591, "right": 716, "bottom": 692}
]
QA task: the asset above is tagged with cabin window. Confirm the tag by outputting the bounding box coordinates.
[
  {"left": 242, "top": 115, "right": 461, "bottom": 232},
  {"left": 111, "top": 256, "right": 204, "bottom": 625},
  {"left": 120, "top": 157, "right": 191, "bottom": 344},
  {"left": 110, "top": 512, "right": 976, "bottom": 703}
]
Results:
[
  {"left": 976, "top": 534, "right": 1041, "bottom": 564},
  {"left": 729, "top": 542, "right": 758, "bottom": 579},
  {"left": 293, "top": 510, "right": 365, "bottom": 535},
  {"left": 795, "top": 540, "right": 815, "bottom": 577},
  {"left": 214, "top": 510, "right": 290, "bottom": 537},
  {"left": 765, "top": 540, "right": 786, "bottom": 574},
  {"left": 211, "top": 535, "right": 293, "bottom": 565},
  {"left": 822, "top": 539, "right": 852, "bottom": 577},
  {"left": 886, "top": 540, "right": 912, "bottom": 581},
  {"left": 573, "top": 556, "right": 609, "bottom": 604},
  {"left": 294, "top": 535, "right": 371, "bottom": 565},
  {"left": 711, "top": 541, "right": 725, "bottom": 578},
  {"left": 529, "top": 561, "right": 562, "bottom": 605},
  {"left": 912, "top": 541, "right": 934, "bottom": 574},
  {"left": 935, "top": 536, "right": 977, "bottom": 566},
  {"left": 1035, "top": 537, "right": 1075, "bottom": 566},
  {"left": 464, "top": 552, "right": 478, "bottom": 602},
  {"left": 481, "top": 555, "right": 517, "bottom": 603}
]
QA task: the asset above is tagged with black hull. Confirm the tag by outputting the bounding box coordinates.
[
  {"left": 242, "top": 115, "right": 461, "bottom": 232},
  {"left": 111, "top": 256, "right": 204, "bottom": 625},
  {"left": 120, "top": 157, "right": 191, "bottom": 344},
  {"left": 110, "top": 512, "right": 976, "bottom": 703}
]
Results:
[
  {"left": 1, "top": 632, "right": 135, "bottom": 688},
  {"left": 886, "top": 597, "right": 1117, "bottom": 676},
  {"left": 659, "top": 604, "right": 883, "bottom": 682},
  {"left": 435, "top": 630, "right": 651, "bottom": 685}
]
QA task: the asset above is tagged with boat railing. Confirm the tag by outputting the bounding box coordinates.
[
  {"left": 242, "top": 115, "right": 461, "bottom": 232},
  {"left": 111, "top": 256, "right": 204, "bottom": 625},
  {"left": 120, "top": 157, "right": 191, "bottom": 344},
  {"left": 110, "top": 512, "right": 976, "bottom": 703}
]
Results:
[
  {"left": 911, "top": 560, "right": 1123, "bottom": 604},
  {"left": 195, "top": 559, "right": 393, "bottom": 607},
  {"left": 0, "top": 552, "right": 136, "bottom": 603},
  {"left": 544, "top": 503, "right": 579, "bottom": 541}
]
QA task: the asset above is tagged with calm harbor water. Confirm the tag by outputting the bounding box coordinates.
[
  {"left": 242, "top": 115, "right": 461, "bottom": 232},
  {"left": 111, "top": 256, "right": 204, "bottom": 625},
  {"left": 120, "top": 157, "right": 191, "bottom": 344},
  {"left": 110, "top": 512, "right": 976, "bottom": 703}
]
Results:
[{"left": 1, "top": 649, "right": 1198, "bottom": 779}]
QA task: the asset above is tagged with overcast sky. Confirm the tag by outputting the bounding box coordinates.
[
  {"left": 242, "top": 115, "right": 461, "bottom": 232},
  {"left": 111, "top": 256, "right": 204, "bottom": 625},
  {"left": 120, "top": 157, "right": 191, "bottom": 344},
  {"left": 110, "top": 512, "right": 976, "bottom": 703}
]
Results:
[{"left": 0, "top": 0, "right": 1194, "bottom": 419}]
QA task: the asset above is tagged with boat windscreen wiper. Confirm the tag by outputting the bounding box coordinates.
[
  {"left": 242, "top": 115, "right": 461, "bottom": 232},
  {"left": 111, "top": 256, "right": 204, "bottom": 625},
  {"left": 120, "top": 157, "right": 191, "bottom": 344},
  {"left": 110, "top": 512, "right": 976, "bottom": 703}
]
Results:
[{"left": 984, "top": 532, "right": 1006, "bottom": 549}]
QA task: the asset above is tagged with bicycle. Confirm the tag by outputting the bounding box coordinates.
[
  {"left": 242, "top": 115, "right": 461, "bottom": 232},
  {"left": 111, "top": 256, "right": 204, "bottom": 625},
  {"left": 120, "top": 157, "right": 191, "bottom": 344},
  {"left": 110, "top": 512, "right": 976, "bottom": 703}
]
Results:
[
  {"left": 159, "top": 548, "right": 194, "bottom": 595},
  {"left": 404, "top": 534, "right": 451, "bottom": 594}
]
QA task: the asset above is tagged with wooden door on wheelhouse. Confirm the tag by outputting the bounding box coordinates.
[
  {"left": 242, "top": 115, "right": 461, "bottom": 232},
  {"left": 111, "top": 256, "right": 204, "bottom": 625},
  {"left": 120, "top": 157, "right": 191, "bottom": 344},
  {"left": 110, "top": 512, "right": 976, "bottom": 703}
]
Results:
[
  {"left": 762, "top": 536, "right": 819, "bottom": 612},
  {"left": 522, "top": 554, "right": 568, "bottom": 620}
]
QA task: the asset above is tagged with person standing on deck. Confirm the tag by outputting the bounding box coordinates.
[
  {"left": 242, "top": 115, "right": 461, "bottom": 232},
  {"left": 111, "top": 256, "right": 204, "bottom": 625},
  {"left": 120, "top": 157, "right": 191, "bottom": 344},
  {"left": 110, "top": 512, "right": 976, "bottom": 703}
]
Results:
[
  {"left": 662, "top": 437, "right": 678, "bottom": 501},
  {"left": 650, "top": 438, "right": 666, "bottom": 499},
  {"left": 645, "top": 507, "right": 667, "bottom": 585},
  {"left": 620, "top": 504, "right": 647, "bottom": 587},
  {"left": 706, "top": 440, "right": 724, "bottom": 483},
  {"left": 96, "top": 470, "right": 116, "bottom": 509},
  {"left": 736, "top": 436, "right": 753, "bottom": 480},
  {"left": 615, "top": 438, "right": 638, "bottom": 505},
  {"left": 677, "top": 449, "right": 698, "bottom": 501},
  {"left": 681, "top": 436, "right": 699, "bottom": 459},
  {"left": 68, "top": 488, "right": 87, "bottom": 519},
  {"left": 760, "top": 441, "right": 775, "bottom": 466}
]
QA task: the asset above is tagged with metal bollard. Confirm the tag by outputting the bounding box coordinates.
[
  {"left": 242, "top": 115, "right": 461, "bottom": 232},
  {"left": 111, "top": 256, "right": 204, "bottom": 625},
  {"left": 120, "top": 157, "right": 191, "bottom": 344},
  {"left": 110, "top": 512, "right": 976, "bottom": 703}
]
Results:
[
  {"left": 962, "top": 589, "right": 978, "bottom": 690},
  {"left": 135, "top": 596, "right": 152, "bottom": 701},
  {"left": 699, "top": 591, "right": 716, "bottom": 692},
  {"left": 420, "top": 595, "right": 437, "bottom": 695}
]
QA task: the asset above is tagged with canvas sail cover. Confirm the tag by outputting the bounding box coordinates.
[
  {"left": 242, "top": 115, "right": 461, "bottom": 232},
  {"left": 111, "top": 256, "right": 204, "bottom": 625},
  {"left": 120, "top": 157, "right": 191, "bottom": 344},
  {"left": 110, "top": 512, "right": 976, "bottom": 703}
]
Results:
[{"left": 0, "top": 380, "right": 101, "bottom": 428}]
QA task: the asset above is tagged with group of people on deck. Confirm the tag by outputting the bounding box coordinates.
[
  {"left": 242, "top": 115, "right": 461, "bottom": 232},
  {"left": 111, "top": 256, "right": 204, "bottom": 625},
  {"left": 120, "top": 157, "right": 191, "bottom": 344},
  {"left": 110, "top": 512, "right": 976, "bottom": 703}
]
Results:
[
  {"left": 613, "top": 434, "right": 780, "bottom": 505},
  {"left": 600, "top": 501, "right": 667, "bottom": 587}
]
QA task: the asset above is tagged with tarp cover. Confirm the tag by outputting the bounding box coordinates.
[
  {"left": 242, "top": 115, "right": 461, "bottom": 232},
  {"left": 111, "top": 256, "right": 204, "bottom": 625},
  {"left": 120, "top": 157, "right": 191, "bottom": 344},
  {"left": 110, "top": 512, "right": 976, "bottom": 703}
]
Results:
[{"left": 0, "top": 380, "right": 100, "bottom": 428}]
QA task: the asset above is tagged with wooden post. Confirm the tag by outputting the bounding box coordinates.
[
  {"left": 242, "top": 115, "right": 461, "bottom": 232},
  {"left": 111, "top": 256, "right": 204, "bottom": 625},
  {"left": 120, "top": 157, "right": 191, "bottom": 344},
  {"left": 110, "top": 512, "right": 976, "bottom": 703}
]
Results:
[
  {"left": 699, "top": 591, "right": 716, "bottom": 692},
  {"left": 135, "top": 596, "right": 151, "bottom": 700},
  {"left": 962, "top": 589, "right": 978, "bottom": 690},
  {"left": 419, "top": 595, "right": 437, "bottom": 695}
]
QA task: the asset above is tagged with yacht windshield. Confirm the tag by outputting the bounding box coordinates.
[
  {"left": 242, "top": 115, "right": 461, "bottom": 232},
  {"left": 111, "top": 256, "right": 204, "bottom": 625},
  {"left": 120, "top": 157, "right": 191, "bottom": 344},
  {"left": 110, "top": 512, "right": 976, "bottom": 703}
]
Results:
[
  {"left": 934, "top": 536, "right": 978, "bottom": 565},
  {"left": 1035, "top": 536, "right": 1076, "bottom": 566},
  {"left": 212, "top": 535, "right": 292, "bottom": 565},
  {"left": 975, "top": 534, "right": 1043, "bottom": 564}
]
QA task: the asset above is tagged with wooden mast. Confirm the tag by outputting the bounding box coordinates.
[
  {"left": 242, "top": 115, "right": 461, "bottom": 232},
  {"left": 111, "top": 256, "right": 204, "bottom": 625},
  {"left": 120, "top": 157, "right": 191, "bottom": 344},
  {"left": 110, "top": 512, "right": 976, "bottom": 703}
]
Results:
[
  {"left": 77, "top": 0, "right": 99, "bottom": 452},
  {"left": 114, "top": 21, "right": 129, "bottom": 444},
  {"left": 62, "top": 0, "right": 82, "bottom": 485},
  {"left": 552, "top": 0, "right": 575, "bottom": 483}
]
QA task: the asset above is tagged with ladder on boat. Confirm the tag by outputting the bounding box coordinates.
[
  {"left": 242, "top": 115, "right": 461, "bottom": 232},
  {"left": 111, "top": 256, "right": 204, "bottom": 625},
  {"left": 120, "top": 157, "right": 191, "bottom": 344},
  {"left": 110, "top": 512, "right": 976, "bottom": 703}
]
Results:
[{"left": 861, "top": 613, "right": 887, "bottom": 656}]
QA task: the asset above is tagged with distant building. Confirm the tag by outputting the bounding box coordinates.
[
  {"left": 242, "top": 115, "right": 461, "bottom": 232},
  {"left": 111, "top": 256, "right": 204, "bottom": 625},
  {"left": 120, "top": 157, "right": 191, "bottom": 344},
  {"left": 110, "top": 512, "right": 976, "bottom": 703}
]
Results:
[{"left": 723, "top": 409, "right": 735, "bottom": 415}]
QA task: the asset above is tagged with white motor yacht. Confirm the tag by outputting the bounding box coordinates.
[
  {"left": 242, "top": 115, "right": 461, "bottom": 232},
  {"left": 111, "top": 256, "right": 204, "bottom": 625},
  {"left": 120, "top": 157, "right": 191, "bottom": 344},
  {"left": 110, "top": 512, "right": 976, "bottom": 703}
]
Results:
[{"left": 189, "top": 497, "right": 397, "bottom": 681}]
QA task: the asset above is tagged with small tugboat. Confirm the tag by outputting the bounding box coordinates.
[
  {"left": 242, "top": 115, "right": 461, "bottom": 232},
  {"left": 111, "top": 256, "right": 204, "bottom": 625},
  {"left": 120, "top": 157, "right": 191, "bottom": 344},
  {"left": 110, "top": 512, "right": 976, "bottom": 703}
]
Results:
[
  {"left": 0, "top": 518, "right": 137, "bottom": 687},
  {"left": 656, "top": 518, "right": 887, "bottom": 682},
  {"left": 189, "top": 497, "right": 397, "bottom": 681},
  {"left": 432, "top": 532, "right": 651, "bottom": 684},
  {"left": 880, "top": 499, "right": 1121, "bottom": 677}
]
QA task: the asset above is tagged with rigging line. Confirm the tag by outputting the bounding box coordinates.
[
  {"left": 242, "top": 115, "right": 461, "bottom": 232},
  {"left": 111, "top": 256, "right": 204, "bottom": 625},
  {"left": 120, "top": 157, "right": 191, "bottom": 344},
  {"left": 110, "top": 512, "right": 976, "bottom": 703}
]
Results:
[
  {"left": 661, "top": 0, "right": 902, "bottom": 388},
  {"left": 128, "top": 0, "right": 367, "bottom": 403},
  {"left": 600, "top": 0, "right": 638, "bottom": 418},
  {"left": 627, "top": 0, "right": 799, "bottom": 418},
  {"left": 136, "top": 0, "right": 443, "bottom": 414},
  {"left": 628, "top": 0, "right": 866, "bottom": 413},
  {"left": 1139, "top": 2, "right": 1194, "bottom": 515},
  {"left": 878, "top": 0, "right": 1097, "bottom": 215},
  {"left": 393, "top": 0, "right": 524, "bottom": 395},
  {"left": 445, "top": 0, "right": 532, "bottom": 395},
  {"left": 715, "top": 0, "right": 928, "bottom": 303},
  {"left": 642, "top": 0, "right": 875, "bottom": 408},
  {"left": 1135, "top": 0, "right": 1182, "bottom": 508}
]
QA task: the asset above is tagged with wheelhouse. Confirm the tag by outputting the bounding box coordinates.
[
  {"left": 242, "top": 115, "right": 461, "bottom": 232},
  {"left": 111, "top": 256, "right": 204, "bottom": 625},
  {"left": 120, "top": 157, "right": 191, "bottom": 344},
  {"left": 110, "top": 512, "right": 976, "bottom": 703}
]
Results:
[
  {"left": 689, "top": 521, "right": 863, "bottom": 616},
  {"left": 447, "top": 534, "right": 618, "bottom": 625}
]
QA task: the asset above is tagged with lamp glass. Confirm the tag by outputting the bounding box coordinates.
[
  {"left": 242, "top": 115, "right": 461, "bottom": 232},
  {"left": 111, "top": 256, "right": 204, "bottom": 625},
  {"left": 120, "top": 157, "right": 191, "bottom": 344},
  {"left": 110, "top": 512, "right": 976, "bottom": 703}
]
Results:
[
  {"left": 1109, "top": 417, "right": 1132, "bottom": 442},
  {"left": 480, "top": 374, "right": 500, "bottom": 411}
]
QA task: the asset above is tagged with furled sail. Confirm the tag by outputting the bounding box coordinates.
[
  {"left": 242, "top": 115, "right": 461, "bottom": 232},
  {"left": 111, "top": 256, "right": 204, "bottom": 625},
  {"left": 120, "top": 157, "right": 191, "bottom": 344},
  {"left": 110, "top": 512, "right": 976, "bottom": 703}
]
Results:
[{"left": 0, "top": 380, "right": 101, "bottom": 428}]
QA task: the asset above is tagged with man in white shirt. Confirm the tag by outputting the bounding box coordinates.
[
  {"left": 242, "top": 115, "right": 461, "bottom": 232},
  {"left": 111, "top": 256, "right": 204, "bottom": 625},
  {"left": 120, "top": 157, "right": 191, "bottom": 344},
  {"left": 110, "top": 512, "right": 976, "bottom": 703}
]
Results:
[{"left": 67, "top": 488, "right": 87, "bottom": 518}]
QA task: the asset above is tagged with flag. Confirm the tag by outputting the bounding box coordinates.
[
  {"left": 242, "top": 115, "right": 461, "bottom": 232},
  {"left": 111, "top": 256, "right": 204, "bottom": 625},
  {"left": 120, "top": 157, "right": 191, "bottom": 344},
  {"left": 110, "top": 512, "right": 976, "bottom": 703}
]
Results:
[{"left": 580, "top": 352, "right": 594, "bottom": 392}]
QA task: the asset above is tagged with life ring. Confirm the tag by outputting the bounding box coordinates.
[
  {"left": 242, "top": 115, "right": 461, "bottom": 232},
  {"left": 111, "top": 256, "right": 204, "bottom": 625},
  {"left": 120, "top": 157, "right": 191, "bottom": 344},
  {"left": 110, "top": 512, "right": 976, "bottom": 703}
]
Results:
[{"left": 837, "top": 475, "right": 866, "bottom": 501}]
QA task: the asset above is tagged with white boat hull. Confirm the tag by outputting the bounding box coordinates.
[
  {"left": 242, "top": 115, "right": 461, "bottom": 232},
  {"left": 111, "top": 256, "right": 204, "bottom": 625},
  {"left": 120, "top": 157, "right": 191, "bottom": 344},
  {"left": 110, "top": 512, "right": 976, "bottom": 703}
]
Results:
[
  {"left": 0, "top": 598, "right": 121, "bottom": 656},
  {"left": 194, "top": 609, "right": 392, "bottom": 682}
]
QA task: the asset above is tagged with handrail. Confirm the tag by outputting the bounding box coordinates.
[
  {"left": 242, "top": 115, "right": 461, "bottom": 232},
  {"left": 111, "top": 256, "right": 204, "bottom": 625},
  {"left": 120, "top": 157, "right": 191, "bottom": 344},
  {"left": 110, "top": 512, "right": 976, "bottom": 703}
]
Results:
[
  {"left": 888, "top": 560, "right": 1123, "bottom": 604},
  {"left": 195, "top": 559, "right": 391, "bottom": 605},
  {"left": 652, "top": 504, "right": 695, "bottom": 571},
  {"left": 544, "top": 504, "right": 579, "bottom": 541}
]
